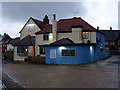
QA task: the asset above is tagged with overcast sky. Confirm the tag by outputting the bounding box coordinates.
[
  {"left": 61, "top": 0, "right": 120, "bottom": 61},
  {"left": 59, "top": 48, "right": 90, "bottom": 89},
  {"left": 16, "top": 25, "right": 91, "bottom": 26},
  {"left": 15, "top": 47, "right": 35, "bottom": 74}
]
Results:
[{"left": 1, "top": 0, "right": 119, "bottom": 38}]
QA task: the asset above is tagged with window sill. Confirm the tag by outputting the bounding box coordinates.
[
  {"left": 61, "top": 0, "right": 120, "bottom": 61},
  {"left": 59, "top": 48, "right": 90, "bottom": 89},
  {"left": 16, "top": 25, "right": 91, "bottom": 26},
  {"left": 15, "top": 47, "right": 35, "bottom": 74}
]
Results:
[
  {"left": 43, "top": 40, "right": 49, "bottom": 41},
  {"left": 82, "top": 38, "right": 89, "bottom": 39},
  {"left": 40, "top": 54, "right": 45, "bottom": 55},
  {"left": 17, "top": 53, "right": 28, "bottom": 56}
]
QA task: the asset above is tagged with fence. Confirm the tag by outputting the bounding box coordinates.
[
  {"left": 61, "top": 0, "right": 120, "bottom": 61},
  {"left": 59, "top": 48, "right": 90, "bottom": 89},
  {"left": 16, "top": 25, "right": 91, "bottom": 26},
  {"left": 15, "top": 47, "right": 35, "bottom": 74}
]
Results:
[{"left": 27, "top": 56, "right": 45, "bottom": 64}]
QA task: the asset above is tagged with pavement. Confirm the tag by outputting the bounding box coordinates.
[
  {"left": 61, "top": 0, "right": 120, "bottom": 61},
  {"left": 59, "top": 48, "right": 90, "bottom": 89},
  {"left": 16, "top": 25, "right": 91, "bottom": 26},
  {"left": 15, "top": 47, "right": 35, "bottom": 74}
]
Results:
[{"left": 2, "top": 55, "right": 120, "bottom": 88}]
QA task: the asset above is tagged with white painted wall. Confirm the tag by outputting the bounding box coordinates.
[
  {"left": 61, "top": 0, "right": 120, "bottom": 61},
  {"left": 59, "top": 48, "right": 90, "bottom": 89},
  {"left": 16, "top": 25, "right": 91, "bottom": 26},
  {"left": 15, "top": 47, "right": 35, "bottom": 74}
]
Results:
[
  {"left": 35, "top": 33, "right": 53, "bottom": 56},
  {"left": 20, "top": 19, "right": 40, "bottom": 40},
  {"left": 35, "top": 27, "right": 97, "bottom": 56},
  {"left": 14, "top": 47, "right": 27, "bottom": 61},
  {"left": 7, "top": 44, "right": 14, "bottom": 51},
  {"left": 14, "top": 18, "right": 40, "bottom": 61},
  {"left": 52, "top": 19, "right": 57, "bottom": 42},
  {"left": 14, "top": 46, "right": 34, "bottom": 61}
]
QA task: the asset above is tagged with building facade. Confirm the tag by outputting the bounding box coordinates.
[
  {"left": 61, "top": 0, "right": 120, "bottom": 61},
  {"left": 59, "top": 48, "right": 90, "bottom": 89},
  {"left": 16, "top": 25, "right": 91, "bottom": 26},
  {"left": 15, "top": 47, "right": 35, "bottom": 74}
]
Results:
[
  {"left": 13, "top": 14, "right": 109, "bottom": 64},
  {"left": 99, "top": 30, "right": 120, "bottom": 54},
  {"left": 35, "top": 15, "right": 109, "bottom": 64}
]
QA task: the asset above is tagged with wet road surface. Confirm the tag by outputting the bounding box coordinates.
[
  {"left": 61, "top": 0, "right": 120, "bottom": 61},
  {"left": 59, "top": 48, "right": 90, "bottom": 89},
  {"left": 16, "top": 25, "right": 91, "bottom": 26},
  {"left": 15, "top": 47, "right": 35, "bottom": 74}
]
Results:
[{"left": 2, "top": 55, "right": 120, "bottom": 88}]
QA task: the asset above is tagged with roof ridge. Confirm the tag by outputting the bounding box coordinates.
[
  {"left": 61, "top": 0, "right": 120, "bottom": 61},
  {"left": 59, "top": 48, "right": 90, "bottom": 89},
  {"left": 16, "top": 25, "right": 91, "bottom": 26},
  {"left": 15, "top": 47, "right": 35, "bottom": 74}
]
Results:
[
  {"left": 58, "top": 17, "right": 96, "bottom": 30},
  {"left": 58, "top": 17, "right": 81, "bottom": 22}
]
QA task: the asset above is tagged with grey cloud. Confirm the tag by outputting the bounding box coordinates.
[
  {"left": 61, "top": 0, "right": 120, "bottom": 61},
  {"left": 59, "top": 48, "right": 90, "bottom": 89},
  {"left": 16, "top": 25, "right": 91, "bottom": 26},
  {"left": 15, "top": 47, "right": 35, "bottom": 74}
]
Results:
[
  {"left": 2, "top": 2, "right": 87, "bottom": 38},
  {"left": 2, "top": 2, "right": 87, "bottom": 22}
]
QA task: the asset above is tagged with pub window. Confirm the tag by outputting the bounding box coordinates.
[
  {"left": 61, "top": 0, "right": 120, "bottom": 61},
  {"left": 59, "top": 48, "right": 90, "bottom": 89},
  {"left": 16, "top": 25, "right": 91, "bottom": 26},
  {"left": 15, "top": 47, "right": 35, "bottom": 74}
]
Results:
[
  {"left": 43, "top": 34, "right": 49, "bottom": 41},
  {"left": 17, "top": 46, "right": 28, "bottom": 54},
  {"left": 82, "top": 32, "right": 89, "bottom": 39},
  {"left": 62, "top": 49, "right": 75, "bottom": 57},
  {"left": 24, "top": 46, "right": 28, "bottom": 54},
  {"left": 50, "top": 49, "right": 56, "bottom": 58},
  {"left": 40, "top": 47, "right": 45, "bottom": 54}
]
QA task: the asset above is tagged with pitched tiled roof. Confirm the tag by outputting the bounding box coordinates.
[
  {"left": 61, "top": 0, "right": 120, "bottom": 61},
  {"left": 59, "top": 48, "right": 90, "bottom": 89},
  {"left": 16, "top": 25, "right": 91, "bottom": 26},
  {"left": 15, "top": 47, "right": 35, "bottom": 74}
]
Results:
[
  {"left": 32, "top": 18, "right": 47, "bottom": 29},
  {"left": 50, "top": 38, "right": 75, "bottom": 45},
  {"left": 35, "top": 24, "right": 52, "bottom": 34},
  {"left": 9, "top": 37, "right": 20, "bottom": 45},
  {"left": 2, "top": 39, "right": 11, "bottom": 44},
  {"left": 0, "top": 34, "right": 11, "bottom": 45},
  {"left": 57, "top": 17, "right": 96, "bottom": 32},
  {"left": 19, "top": 17, "right": 50, "bottom": 33},
  {"left": 36, "top": 17, "right": 96, "bottom": 34},
  {"left": 99, "top": 30, "right": 120, "bottom": 41},
  {"left": 13, "top": 35, "right": 35, "bottom": 46}
]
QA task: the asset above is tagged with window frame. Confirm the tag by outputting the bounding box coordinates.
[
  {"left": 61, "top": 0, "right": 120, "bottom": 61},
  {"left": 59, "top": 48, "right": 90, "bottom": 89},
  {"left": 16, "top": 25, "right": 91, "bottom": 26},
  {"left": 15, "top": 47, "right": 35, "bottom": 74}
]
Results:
[
  {"left": 105, "top": 47, "right": 109, "bottom": 50},
  {"left": 82, "top": 32, "right": 89, "bottom": 39},
  {"left": 61, "top": 49, "right": 76, "bottom": 57},
  {"left": 17, "top": 46, "right": 28, "bottom": 55},
  {"left": 110, "top": 42, "right": 114, "bottom": 45},
  {"left": 50, "top": 49, "right": 56, "bottom": 58},
  {"left": 118, "top": 40, "right": 120, "bottom": 45},
  {"left": 43, "top": 34, "right": 49, "bottom": 41},
  {"left": 105, "top": 41, "right": 109, "bottom": 45},
  {"left": 118, "top": 48, "right": 120, "bottom": 52},
  {"left": 40, "top": 47, "right": 45, "bottom": 55}
]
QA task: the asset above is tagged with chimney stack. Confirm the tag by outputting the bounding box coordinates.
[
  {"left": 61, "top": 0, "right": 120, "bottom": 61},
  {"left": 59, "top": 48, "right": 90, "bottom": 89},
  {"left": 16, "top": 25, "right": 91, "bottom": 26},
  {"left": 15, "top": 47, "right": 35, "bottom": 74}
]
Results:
[
  {"left": 110, "top": 26, "right": 112, "bottom": 30},
  {"left": 53, "top": 14, "right": 56, "bottom": 20},
  {"left": 97, "top": 26, "right": 99, "bottom": 30},
  {"left": 52, "top": 14, "right": 57, "bottom": 42},
  {"left": 4, "top": 33, "right": 6, "bottom": 36},
  {"left": 43, "top": 15, "right": 49, "bottom": 24}
]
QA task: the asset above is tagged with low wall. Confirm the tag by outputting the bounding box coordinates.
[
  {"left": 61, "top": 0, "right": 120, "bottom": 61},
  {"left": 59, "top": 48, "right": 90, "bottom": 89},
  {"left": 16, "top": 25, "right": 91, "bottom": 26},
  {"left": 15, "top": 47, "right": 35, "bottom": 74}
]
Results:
[{"left": 27, "top": 56, "right": 45, "bottom": 64}]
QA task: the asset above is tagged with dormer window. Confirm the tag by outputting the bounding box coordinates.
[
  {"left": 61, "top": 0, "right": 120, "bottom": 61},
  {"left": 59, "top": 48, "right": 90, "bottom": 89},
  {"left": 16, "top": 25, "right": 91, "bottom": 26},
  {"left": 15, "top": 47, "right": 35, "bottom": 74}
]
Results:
[
  {"left": 82, "top": 32, "right": 89, "bottom": 39},
  {"left": 28, "top": 22, "right": 34, "bottom": 31}
]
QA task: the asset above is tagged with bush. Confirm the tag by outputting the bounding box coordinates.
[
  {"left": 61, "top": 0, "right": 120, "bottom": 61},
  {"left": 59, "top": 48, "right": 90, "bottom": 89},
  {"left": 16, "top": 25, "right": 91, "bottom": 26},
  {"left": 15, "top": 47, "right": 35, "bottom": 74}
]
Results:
[{"left": 4, "top": 51, "right": 13, "bottom": 60}]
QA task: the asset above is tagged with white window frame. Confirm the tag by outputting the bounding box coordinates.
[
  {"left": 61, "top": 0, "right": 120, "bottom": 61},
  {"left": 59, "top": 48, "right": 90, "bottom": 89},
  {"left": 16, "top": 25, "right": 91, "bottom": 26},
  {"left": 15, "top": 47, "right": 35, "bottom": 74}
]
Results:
[
  {"left": 50, "top": 49, "right": 56, "bottom": 58},
  {"left": 28, "top": 22, "right": 34, "bottom": 31},
  {"left": 105, "top": 47, "right": 109, "bottom": 50},
  {"left": 119, "top": 48, "right": 120, "bottom": 52},
  {"left": 61, "top": 49, "right": 76, "bottom": 57},
  {"left": 118, "top": 40, "right": 120, "bottom": 45},
  {"left": 105, "top": 41, "right": 109, "bottom": 45},
  {"left": 110, "top": 42, "right": 114, "bottom": 45}
]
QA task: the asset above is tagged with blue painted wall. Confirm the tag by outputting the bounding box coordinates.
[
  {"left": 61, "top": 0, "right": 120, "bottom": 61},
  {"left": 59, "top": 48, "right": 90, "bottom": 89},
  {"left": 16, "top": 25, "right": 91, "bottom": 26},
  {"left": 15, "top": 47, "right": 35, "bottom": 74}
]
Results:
[
  {"left": 95, "top": 32, "right": 109, "bottom": 60},
  {"left": 45, "top": 45, "right": 95, "bottom": 64},
  {"left": 42, "top": 32, "right": 109, "bottom": 64}
]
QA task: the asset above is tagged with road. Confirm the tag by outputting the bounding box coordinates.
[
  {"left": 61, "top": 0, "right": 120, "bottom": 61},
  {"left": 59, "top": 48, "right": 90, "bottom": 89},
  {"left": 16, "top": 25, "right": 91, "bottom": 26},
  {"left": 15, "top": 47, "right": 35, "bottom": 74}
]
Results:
[{"left": 2, "top": 55, "right": 120, "bottom": 88}]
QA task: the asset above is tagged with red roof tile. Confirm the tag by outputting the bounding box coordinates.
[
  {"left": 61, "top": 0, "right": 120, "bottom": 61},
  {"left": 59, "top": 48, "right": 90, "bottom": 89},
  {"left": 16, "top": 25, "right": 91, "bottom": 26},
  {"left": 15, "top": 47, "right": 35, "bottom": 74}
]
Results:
[
  {"left": 58, "top": 17, "right": 96, "bottom": 32},
  {"left": 50, "top": 38, "right": 74, "bottom": 45},
  {"left": 35, "top": 24, "right": 52, "bottom": 34},
  {"left": 36, "top": 17, "right": 96, "bottom": 34}
]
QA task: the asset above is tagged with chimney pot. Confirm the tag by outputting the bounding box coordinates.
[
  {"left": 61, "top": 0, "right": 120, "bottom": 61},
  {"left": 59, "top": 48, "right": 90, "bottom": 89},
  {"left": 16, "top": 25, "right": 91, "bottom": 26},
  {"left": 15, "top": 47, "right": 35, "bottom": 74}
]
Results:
[
  {"left": 4, "top": 33, "right": 6, "bottom": 35},
  {"left": 53, "top": 14, "right": 56, "bottom": 20},
  {"left": 110, "top": 27, "right": 112, "bottom": 30},
  {"left": 43, "top": 15, "right": 49, "bottom": 24},
  {"left": 97, "top": 26, "right": 99, "bottom": 30}
]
